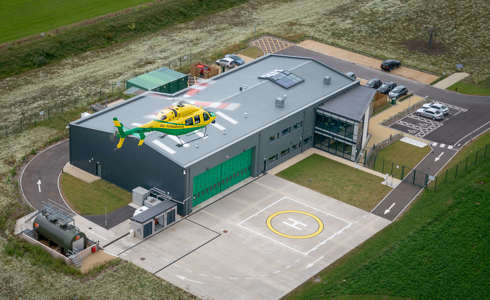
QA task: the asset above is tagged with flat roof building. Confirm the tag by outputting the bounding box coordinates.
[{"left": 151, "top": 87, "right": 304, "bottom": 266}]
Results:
[{"left": 70, "top": 54, "right": 374, "bottom": 216}]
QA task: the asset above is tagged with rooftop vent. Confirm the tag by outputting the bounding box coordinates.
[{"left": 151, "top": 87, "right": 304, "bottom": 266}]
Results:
[
  {"left": 324, "top": 76, "right": 331, "bottom": 85},
  {"left": 275, "top": 96, "right": 285, "bottom": 108}
]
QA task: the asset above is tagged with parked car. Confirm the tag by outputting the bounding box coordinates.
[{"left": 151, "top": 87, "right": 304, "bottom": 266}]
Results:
[
  {"left": 366, "top": 78, "right": 382, "bottom": 89},
  {"left": 345, "top": 71, "right": 356, "bottom": 80},
  {"left": 377, "top": 81, "right": 397, "bottom": 94},
  {"left": 215, "top": 57, "right": 236, "bottom": 68},
  {"left": 381, "top": 59, "right": 401, "bottom": 71},
  {"left": 225, "top": 54, "right": 245, "bottom": 66},
  {"left": 422, "top": 102, "right": 449, "bottom": 115},
  {"left": 416, "top": 107, "right": 444, "bottom": 120},
  {"left": 388, "top": 85, "right": 408, "bottom": 99}
]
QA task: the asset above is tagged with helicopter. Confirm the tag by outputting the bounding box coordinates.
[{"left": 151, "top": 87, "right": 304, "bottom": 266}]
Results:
[{"left": 113, "top": 102, "right": 216, "bottom": 149}]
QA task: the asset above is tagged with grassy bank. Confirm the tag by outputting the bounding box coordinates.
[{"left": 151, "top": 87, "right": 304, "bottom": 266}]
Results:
[
  {"left": 370, "top": 141, "right": 431, "bottom": 179},
  {"left": 285, "top": 136, "right": 490, "bottom": 300},
  {"left": 278, "top": 154, "right": 391, "bottom": 211},
  {"left": 61, "top": 173, "right": 131, "bottom": 215},
  {"left": 447, "top": 77, "right": 490, "bottom": 96},
  {"left": 0, "top": 0, "right": 157, "bottom": 43},
  {"left": 0, "top": 0, "right": 247, "bottom": 79}
]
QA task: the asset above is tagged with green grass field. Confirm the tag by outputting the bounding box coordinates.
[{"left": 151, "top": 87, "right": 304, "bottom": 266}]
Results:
[
  {"left": 447, "top": 77, "right": 490, "bottom": 96},
  {"left": 0, "top": 0, "right": 157, "bottom": 43},
  {"left": 278, "top": 154, "right": 391, "bottom": 211},
  {"left": 370, "top": 140, "right": 431, "bottom": 179},
  {"left": 285, "top": 135, "right": 490, "bottom": 300},
  {"left": 61, "top": 173, "right": 130, "bottom": 215}
]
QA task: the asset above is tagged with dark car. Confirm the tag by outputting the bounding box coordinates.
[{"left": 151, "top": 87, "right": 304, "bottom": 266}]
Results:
[
  {"left": 388, "top": 85, "right": 408, "bottom": 99},
  {"left": 225, "top": 54, "right": 245, "bottom": 66},
  {"left": 366, "top": 78, "right": 382, "bottom": 89},
  {"left": 381, "top": 59, "right": 401, "bottom": 71},
  {"left": 377, "top": 81, "right": 397, "bottom": 94}
]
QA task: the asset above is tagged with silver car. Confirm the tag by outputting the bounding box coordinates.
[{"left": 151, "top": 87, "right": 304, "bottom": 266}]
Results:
[
  {"left": 422, "top": 102, "right": 449, "bottom": 115},
  {"left": 416, "top": 107, "right": 444, "bottom": 120}
]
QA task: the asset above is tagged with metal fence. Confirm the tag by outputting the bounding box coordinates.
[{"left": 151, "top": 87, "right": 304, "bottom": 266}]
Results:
[
  {"left": 0, "top": 49, "right": 214, "bottom": 140},
  {"left": 428, "top": 143, "right": 489, "bottom": 192}
]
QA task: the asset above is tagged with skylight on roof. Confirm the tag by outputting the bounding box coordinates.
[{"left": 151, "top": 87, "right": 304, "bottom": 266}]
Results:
[{"left": 259, "top": 70, "right": 304, "bottom": 89}]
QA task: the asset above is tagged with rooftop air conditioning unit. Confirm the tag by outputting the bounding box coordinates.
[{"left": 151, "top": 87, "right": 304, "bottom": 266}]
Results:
[
  {"left": 324, "top": 76, "right": 331, "bottom": 85},
  {"left": 275, "top": 96, "right": 285, "bottom": 108}
]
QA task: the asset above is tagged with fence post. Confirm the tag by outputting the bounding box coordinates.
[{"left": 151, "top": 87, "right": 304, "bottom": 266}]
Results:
[
  {"left": 474, "top": 150, "right": 479, "bottom": 165},
  {"left": 434, "top": 176, "right": 438, "bottom": 192},
  {"left": 465, "top": 157, "right": 469, "bottom": 172},
  {"left": 424, "top": 173, "right": 429, "bottom": 188},
  {"left": 373, "top": 155, "right": 377, "bottom": 170},
  {"left": 485, "top": 144, "right": 488, "bottom": 158},
  {"left": 382, "top": 159, "right": 385, "bottom": 173},
  {"left": 364, "top": 150, "right": 367, "bottom": 166},
  {"left": 412, "top": 169, "right": 416, "bottom": 184},
  {"left": 455, "top": 164, "right": 459, "bottom": 179},
  {"left": 401, "top": 166, "right": 405, "bottom": 179},
  {"left": 445, "top": 169, "right": 448, "bottom": 182},
  {"left": 391, "top": 162, "right": 394, "bottom": 175}
]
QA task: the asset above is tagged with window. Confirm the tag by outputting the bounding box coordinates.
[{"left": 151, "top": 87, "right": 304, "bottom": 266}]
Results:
[
  {"left": 281, "top": 148, "right": 290, "bottom": 157},
  {"left": 304, "top": 137, "right": 311, "bottom": 144},
  {"left": 259, "top": 70, "right": 304, "bottom": 89},
  {"left": 203, "top": 112, "right": 209, "bottom": 121},
  {"left": 185, "top": 118, "right": 193, "bottom": 126},
  {"left": 282, "top": 127, "right": 291, "bottom": 136},
  {"left": 194, "top": 115, "right": 201, "bottom": 124},
  {"left": 292, "top": 144, "right": 298, "bottom": 150},
  {"left": 160, "top": 114, "right": 167, "bottom": 121},
  {"left": 269, "top": 135, "right": 276, "bottom": 142},
  {"left": 268, "top": 154, "right": 278, "bottom": 162}
]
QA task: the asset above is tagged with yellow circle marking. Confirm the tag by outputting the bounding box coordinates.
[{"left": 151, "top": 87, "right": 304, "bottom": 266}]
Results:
[{"left": 266, "top": 210, "right": 324, "bottom": 239}]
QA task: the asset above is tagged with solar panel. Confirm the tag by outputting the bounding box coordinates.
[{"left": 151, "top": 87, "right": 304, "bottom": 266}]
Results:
[{"left": 259, "top": 70, "right": 304, "bottom": 89}]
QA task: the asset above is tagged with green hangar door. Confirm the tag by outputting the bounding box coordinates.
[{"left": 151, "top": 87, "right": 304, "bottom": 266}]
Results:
[{"left": 193, "top": 148, "right": 253, "bottom": 207}]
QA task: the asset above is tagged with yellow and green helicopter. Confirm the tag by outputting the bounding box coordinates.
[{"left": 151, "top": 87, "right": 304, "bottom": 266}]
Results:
[{"left": 113, "top": 102, "right": 216, "bottom": 149}]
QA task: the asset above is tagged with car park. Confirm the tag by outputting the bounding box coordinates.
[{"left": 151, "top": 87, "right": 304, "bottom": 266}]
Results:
[
  {"left": 225, "top": 54, "right": 245, "bottom": 66},
  {"left": 215, "top": 57, "right": 236, "bottom": 68},
  {"left": 388, "top": 85, "right": 408, "bottom": 99},
  {"left": 366, "top": 78, "right": 382, "bottom": 89},
  {"left": 381, "top": 59, "right": 401, "bottom": 71},
  {"left": 377, "top": 81, "right": 397, "bottom": 94},
  {"left": 416, "top": 107, "right": 444, "bottom": 120},
  {"left": 345, "top": 71, "right": 356, "bottom": 80},
  {"left": 423, "top": 102, "right": 449, "bottom": 115}
]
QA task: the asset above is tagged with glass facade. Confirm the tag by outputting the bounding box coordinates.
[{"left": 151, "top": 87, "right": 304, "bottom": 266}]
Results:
[
  {"left": 314, "top": 134, "right": 353, "bottom": 160},
  {"left": 315, "top": 114, "right": 355, "bottom": 140}
]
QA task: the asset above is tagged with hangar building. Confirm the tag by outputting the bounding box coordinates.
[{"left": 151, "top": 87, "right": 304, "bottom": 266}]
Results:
[{"left": 70, "top": 54, "right": 374, "bottom": 216}]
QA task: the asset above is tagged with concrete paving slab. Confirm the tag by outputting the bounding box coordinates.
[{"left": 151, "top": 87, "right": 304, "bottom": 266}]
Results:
[
  {"left": 115, "top": 220, "right": 218, "bottom": 273},
  {"left": 433, "top": 72, "right": 469, "bottom": 89},
  {"left": 148, "top": 174, "right": 390, "bottom": 300}
]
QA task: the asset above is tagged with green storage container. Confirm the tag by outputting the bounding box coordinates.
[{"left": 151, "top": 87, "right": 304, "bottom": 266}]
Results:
[{"left": 126, "top": 67, "right": 188, "bottom": 94}]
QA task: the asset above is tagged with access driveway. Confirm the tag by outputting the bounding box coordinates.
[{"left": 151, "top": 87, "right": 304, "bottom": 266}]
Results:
[
  {"left": 278, "top": 46, "right": 490, "bottom": 146},
  {"left": 109, "top": 174, "right": 390, "bottom": 300}
]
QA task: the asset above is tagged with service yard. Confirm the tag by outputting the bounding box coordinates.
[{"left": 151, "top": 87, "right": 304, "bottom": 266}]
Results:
[{"left": 105, "top": 174, "right": 390, "bottom": 300}]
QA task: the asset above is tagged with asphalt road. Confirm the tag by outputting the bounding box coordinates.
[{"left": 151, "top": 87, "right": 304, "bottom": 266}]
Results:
[
  {"left": 278, "top": 46, "right": 490, "bottom": 145},
  {"left": 20, "top": 140, "right": 134, "bottom": 228},
  {"left": 372, "top": 145, "right": 457, "bottom": 220},
  {"left": 20, "top": 140, "right": 71, "bottom": 212}
]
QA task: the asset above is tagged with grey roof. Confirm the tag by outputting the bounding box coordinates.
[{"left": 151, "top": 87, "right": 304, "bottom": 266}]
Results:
[
  {"left": 130, "top": 200, "right": 176, "bottom": 223},
  {"left": 73, "top": 54, "right": 358, "bottom": 167},
  {"left": 318, "top": 85, "right": 375, "bottom": 121}
]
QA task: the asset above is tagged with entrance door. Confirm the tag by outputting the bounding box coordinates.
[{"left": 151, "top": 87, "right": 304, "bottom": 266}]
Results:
[
  {"left": 96, "top": 162, "right": 102, "bottom": 177},
  {"left": 143, "top": 222, "right": 153, "bottom": 238}
]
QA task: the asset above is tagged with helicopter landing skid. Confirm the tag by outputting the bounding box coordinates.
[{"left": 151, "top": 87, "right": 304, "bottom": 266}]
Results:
[{"left": 175, "top": 127, "right": 208, "bottom": 147}]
